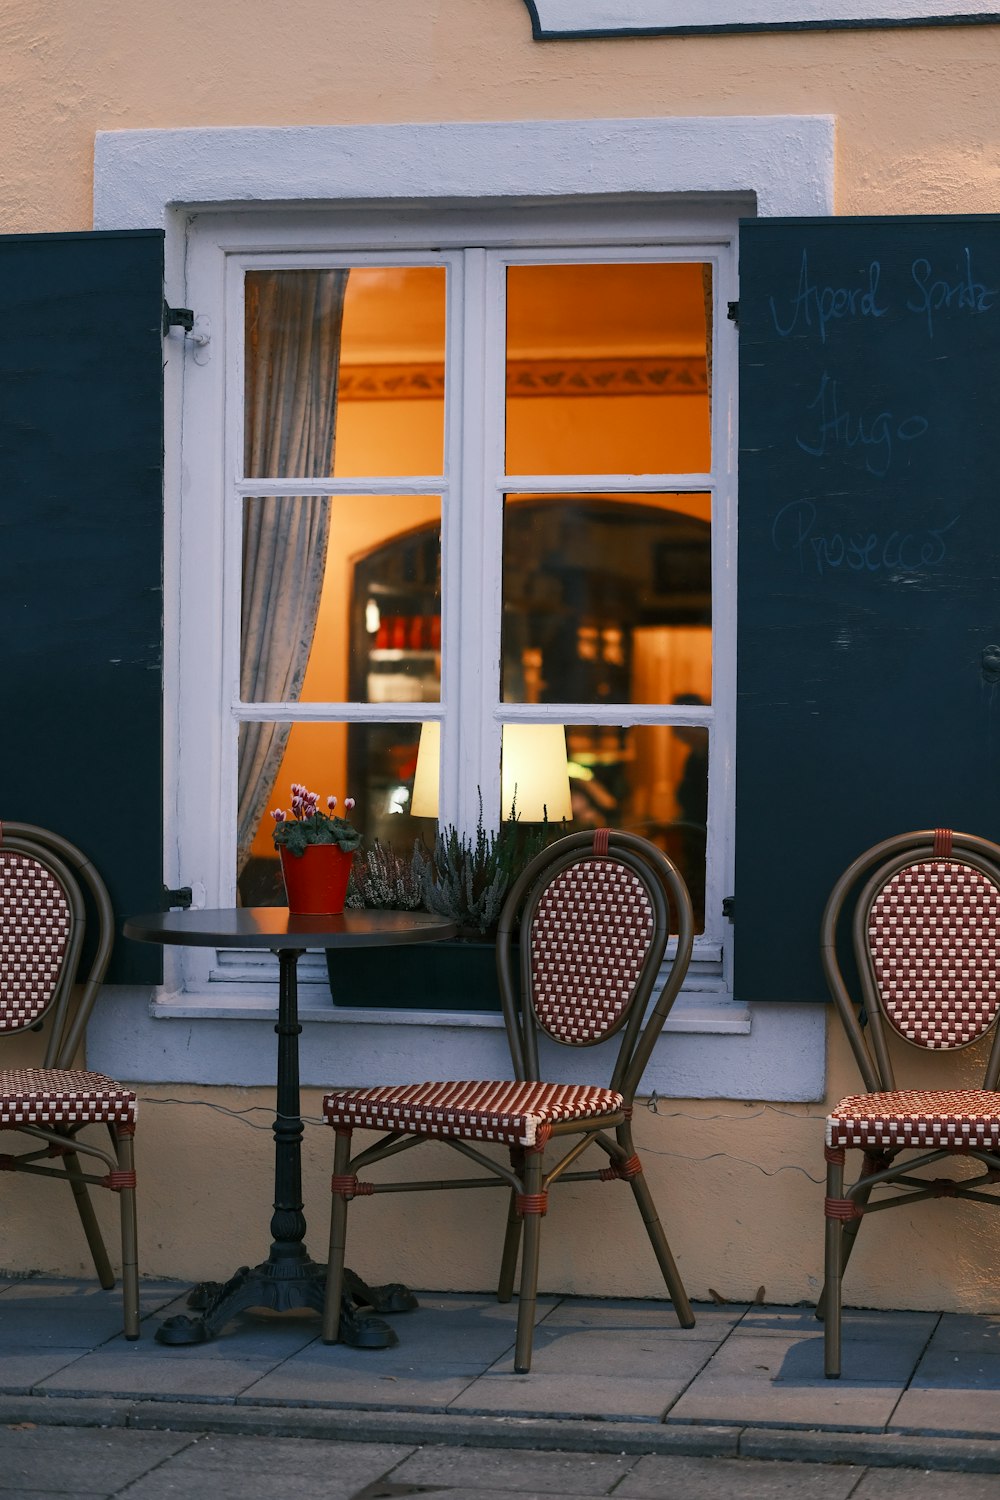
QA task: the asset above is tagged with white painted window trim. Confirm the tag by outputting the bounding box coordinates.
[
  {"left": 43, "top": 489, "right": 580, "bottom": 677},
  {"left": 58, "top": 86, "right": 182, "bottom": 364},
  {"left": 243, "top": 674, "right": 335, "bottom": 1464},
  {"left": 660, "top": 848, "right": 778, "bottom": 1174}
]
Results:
[
  {"left": 88, "top": 116, "right": 835, "bottom": 1100},
  {"left": 524, "top": 0, "right": 1000, "bottom": 37},
  {"left": 179, "top": 215, "right": 736, "bottom": 991}
]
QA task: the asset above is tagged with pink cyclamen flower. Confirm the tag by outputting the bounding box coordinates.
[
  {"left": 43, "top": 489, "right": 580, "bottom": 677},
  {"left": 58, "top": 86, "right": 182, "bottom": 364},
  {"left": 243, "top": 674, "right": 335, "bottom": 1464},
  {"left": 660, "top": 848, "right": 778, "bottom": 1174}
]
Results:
[
  {"left": 327, "top": 796, "right": 337, "bottom": 811},
  {"left": 344, "top": 797, "right": 356, "bottom": 812},
  {"left": 271, "top": 809, "right": 286, "bottom": 823}
]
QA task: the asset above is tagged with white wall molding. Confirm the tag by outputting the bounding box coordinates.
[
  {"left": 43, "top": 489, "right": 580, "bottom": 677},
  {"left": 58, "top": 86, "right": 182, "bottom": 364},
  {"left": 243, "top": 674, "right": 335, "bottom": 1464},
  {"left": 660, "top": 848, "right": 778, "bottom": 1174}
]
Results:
[
  {"left": 94, "top": 116, "right": 834, "bottom": 232},
  {"left": 524, "top": 0, "right": 999, "bottom": 37}
]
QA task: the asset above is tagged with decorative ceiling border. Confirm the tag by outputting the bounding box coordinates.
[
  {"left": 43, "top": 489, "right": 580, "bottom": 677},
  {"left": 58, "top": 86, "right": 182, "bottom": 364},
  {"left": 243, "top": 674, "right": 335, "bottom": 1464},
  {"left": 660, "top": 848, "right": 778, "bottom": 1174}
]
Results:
[
  {"left": 339, "top": 357, "right": 708, "bottom": 401},
  {"left": 522, "top": 0, "right": 1000, "bottom": 38}
]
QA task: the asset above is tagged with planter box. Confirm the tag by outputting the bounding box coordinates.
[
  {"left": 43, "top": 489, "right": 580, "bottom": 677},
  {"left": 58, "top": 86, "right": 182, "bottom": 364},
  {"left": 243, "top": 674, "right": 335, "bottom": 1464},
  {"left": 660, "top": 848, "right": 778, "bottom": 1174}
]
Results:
[{"left": 326, "top": 937, "right": 509, "bottom": 1014}]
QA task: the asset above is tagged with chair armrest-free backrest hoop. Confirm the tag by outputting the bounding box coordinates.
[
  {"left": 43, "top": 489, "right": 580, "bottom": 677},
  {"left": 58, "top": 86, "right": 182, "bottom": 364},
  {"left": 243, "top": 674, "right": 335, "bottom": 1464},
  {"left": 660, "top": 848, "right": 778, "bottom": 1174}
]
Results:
[
  {"left": 864, "top": 854, "right": 1000, "bottom": 1053},
  {"left": 822, "top": 829, "right": 1000, "bottom": 1095},
  {"left": 523, "top": 846, "right": 660, "bottom": 1048},
  {"left": 0, "top": 824, "right": 114, "bottom": 1069},
  {"left": 495, "top": 829, "right": 694, "bottom": 1101},
  {"left": 0, "top": 846, "right": 81, "bottom": 1043}
]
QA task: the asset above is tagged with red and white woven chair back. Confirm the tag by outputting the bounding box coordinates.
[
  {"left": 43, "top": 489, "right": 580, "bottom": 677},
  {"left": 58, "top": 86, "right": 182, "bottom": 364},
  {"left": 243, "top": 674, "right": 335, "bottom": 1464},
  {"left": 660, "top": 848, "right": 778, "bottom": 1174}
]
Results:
[
  {"left": 868, "top": 858, "right": 1000, "bottom": 1049},
  {"left": 528, "top": 855, "right": 654, "bottom": 1045},
  {"left": 0, "top": 850, "right": 73, "bottom": 1032}
]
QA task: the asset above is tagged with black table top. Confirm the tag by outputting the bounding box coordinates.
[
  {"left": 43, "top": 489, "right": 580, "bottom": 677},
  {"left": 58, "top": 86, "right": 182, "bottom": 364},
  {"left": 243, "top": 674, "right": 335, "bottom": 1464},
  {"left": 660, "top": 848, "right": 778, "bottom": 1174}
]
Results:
[{"left": 123, "top": 907, "right": 458, "bottom": 951}]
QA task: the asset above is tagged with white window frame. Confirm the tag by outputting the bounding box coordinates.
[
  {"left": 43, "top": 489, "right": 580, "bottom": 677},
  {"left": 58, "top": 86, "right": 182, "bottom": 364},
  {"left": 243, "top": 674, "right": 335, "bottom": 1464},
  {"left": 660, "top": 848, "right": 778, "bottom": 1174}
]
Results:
[
  {"left": 178, "top": 209, "right": 735, "bottom": 997},
  {"left": 88, "top": 117, "right": 834, "bottom": 1100}
]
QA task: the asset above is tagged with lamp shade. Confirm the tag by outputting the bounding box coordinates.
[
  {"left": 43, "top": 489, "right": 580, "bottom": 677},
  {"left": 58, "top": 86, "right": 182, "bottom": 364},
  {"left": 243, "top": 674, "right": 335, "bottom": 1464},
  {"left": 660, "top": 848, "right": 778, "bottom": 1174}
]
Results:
[
  {"left": 501, "top": 724, "right": 572, "bottom": 823},
  {"left": 410, "top": 721, "right": 441, "bottom": 817},
  {"left": 410, "top": 721, "right": 572, "bottom": 822}
]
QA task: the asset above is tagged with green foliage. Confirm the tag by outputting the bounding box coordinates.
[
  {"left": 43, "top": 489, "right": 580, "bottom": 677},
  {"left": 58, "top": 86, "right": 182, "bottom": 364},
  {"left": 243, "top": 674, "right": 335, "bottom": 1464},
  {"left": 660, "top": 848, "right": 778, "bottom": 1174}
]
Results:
[
  {"left": 272, "top": 812, "right": 362, "bottom": 857},
  {"left": 270, "top": 785, "right": 362, "bottom": 857}
]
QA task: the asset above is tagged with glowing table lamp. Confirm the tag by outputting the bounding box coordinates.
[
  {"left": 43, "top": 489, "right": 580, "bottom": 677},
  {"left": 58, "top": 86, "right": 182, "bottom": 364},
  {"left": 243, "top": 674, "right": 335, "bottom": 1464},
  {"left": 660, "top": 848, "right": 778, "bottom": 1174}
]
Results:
[{"left": 409, "top": 722, "right": 571, "bottom": 822}]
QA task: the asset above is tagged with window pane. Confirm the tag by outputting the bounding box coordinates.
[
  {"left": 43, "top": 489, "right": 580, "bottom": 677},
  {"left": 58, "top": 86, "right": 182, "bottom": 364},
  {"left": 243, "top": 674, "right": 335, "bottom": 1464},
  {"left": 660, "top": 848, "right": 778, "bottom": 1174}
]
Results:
[
  {"left": 245, "top": 266, "right": 445, "bottom": 480},
  {"left": 241, "top": 496, "right": 441, "bottom": 704},
  {"left": 567, "top": 722, "right": 708, "bottom": 932},
  {"left": 502, "top": 494, "right": 711, "bottom": 705},
  {"left": 505, "top": 263, "right": 711, "bottom": 475},
  {"left": 237, "top": 720, "right": 435, "bottom": 906}
]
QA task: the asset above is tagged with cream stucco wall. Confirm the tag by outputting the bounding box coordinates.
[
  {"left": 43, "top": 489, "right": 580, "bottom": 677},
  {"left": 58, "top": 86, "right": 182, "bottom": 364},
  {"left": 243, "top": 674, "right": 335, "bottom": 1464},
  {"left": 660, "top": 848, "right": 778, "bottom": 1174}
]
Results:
[
  {"left": 9, "top": 1017, "right": 1000, "bottom": 1315},
  {"left": 3, "top": 0, "right": 1000, "bottom": 1315},
  {"left": 0, "top": 1, "right": 998, "bottom": 232}
]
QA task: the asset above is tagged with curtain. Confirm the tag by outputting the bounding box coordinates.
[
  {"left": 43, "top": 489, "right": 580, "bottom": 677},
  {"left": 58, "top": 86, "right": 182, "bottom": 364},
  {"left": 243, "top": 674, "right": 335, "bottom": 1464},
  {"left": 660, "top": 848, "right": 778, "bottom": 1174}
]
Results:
[{"left": 237, "top": 269, "right": 349, "bottom": 874}]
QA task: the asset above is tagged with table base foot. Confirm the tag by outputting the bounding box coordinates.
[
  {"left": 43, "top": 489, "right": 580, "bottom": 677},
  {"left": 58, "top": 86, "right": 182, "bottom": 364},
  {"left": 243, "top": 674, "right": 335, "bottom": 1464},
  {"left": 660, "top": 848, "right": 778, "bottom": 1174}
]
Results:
[
  {"left": 343, "top": 1268, "right": 419, "bottom": 1315},
  {"left": 155, "top": 1260, "right": 400, "bottom": 1348}
]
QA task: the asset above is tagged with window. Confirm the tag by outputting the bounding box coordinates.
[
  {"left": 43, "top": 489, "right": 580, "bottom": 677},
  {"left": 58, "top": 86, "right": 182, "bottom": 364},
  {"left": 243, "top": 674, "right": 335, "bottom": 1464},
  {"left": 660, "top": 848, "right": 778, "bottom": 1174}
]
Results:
[{"left": 176, "top": 205, "right": 737, "bottom": 997}]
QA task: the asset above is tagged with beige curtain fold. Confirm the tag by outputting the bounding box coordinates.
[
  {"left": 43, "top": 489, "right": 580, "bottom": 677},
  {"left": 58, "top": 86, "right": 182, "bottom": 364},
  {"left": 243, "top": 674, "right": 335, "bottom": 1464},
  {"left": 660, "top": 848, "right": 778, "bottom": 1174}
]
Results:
[{"left": 237, "top": 269, "right": 349, "bottom": 874}]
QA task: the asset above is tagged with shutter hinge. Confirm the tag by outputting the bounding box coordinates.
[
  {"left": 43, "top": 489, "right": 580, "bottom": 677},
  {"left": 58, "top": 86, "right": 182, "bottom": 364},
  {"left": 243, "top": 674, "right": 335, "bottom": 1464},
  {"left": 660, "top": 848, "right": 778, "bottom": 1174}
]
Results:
[
  {"left": 162, "top": 302, "right": 195, "bottom": 336},
  {"left": 727, "top": 301, "right": 739, "bottom": 325},
  {"left": 163, "top": 885, "right": 193, "bottom": 910},
  {"left": 722, "top": 896, "right": 735, "bottom": 923}
]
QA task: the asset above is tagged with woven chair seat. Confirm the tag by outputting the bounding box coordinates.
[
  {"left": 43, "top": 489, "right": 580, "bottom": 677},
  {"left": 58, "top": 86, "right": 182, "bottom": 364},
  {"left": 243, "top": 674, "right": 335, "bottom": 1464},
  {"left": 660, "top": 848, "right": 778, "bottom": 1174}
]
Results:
[
  {"left": 827, "top": 1089, "right": 1000, "bottom": 1152},
  {"left": 324, "top": 1078, "right": 624, "bottom": 1147},
  {"left": 0, "top": 1068, "right": 137, "bottom": 1129}
]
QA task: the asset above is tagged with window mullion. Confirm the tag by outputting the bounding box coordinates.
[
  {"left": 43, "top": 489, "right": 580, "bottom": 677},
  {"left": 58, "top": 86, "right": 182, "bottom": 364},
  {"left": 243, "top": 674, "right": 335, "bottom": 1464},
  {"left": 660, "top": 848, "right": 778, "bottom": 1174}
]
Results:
[{"left": 448, "top": 247, "right": 501, "bottom": 836}]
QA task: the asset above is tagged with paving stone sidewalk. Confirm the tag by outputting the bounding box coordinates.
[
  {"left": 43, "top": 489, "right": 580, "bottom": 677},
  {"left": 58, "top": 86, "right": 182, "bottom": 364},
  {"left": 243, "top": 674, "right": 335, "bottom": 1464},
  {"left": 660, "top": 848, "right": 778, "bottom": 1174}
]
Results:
[{"left": 0, "top": 1277, "right": 998, "bottom": 1483}]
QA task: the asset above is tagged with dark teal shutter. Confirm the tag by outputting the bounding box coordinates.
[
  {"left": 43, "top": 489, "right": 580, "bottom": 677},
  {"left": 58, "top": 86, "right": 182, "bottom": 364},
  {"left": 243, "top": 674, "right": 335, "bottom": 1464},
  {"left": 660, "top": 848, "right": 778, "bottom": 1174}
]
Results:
[
  {"left": 736, "top": 215, "right": 1000, "bottom": 1002},
  {"left": 0, "top": 229, "right": 164, "bottom": 983}
]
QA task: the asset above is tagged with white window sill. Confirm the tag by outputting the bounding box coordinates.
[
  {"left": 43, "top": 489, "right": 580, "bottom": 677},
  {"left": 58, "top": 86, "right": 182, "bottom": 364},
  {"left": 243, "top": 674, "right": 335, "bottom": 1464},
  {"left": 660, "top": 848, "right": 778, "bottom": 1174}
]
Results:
[
  {"left": 147, "top": 990, "right": 752, "bottom": 1035},
  {"left": 89, "top": 986, "right": 821, "bottom": 1100}
]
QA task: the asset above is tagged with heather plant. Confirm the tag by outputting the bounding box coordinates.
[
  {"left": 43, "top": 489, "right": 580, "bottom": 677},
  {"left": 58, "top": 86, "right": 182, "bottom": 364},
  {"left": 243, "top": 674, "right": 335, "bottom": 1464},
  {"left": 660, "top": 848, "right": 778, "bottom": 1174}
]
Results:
[
  {"left": 417, "top": 798, "right": 561, "bottom": 937},
  {"left": 346, "top": 839, "right": 425, "bottom": 911}
]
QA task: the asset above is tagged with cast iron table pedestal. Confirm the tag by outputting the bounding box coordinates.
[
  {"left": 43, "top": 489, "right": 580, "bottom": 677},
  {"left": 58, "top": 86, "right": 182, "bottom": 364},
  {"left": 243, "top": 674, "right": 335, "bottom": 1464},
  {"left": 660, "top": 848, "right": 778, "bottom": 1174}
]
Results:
[{"left": 122, "top": 907, "right": 456, "bottom": 1348}]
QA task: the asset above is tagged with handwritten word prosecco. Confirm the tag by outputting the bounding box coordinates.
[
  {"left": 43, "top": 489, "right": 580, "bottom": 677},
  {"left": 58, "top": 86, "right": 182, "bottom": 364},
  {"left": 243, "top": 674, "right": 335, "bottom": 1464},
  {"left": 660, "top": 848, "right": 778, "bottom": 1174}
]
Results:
[{"left": 770, "top": 499, "right": 959, "bottom": 578}]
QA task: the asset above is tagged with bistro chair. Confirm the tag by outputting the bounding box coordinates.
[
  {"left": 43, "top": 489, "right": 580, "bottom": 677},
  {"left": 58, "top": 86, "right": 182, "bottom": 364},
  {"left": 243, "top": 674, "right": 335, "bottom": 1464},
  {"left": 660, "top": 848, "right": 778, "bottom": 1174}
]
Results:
[
  {"left": 820, "top": 828, "right": 1000, "bottom": 1378},
  {"left": 0, "top": 822, "right": 139, "bottom": 1337},
  {"left": 322, "top": 827, "right": 696, "bottom": 1373}
]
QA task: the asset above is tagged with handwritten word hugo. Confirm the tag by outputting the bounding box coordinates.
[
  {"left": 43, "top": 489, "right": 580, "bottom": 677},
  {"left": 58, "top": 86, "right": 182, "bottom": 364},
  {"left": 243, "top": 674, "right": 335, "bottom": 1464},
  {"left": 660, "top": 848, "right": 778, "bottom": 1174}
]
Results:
[
  {"left": 796, "top": 371, "right": 928, "bottom": 478},
  {"left": 770, "top": 249, "right": 997, "bottom": 343},
  {"left": 770, "top": 498, "right": 958, "bottom": 578}
]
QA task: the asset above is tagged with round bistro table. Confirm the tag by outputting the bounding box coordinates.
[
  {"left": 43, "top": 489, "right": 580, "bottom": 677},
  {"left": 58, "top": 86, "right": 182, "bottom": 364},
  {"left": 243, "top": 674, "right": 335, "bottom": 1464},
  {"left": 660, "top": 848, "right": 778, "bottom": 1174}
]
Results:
[{"left": 123, "top": 906, "right": 457, "bottom": 1347}]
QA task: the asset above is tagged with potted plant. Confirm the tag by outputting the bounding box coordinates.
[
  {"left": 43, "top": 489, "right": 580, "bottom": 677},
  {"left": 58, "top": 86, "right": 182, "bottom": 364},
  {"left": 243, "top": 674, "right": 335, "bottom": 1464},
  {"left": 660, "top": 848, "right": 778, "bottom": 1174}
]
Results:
[
  {"left": 271, "top": 784, "right": 362, "bottom": 915},
  {"left": 326, "top": 805, "right": 562, "bottom": 1011}
]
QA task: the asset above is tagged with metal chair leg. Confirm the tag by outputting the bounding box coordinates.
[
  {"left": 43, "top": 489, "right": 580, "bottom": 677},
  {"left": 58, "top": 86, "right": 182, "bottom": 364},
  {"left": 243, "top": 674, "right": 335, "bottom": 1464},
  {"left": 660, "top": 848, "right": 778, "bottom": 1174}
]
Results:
[
  {"left": 817, "top": 1150, "right": 876, "bottom": 1328},
  {"left": 824, "top": 1149, "right": 845, "bottom": 1378},
  {"left": 497, "top": 1189, "right": 522, "bottom": 1303},
  {"left": 61, "top": 1145, "right": 115, "bottom": 1290},
  {"left": 513, "top": 1149, "right": 545, "bottom": 1374},
  {"left": 627, "top": 1161, "right": 695, "bottom": 1328},
  {"left": 323, "top": 1129, "right": 352, "bottom": 1343},
  {"left": 115, "top": 1126, "right": 140, "bottom": 1339}
]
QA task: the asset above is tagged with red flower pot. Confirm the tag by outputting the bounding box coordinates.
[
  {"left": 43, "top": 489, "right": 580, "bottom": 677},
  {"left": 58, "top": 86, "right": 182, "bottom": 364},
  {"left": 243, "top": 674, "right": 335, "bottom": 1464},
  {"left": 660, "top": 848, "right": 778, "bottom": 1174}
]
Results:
[{"left": 279, "top": 845, "right": 355, "bottom": 915}]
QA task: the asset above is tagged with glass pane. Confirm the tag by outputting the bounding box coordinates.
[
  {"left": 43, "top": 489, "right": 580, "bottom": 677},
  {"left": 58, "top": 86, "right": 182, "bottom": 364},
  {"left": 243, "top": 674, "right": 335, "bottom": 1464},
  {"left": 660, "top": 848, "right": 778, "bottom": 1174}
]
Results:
[
  {"left": 241, "top": 496, "right": 441, "bottom": 704},
  {"left": 505, "top": 263, "right": 711, "bottom": 476},
  {"left": 245, "top": 266, "right": 446, "bottom": 480},
  {"left": 566, "top": 722, "right": 708, "bottom": 933},
  {"left": 502, "top": 494, "right": 711, "bottom": 705},
  {"left": 237, "top": 720, "right": 436, "bottom": 906}
]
